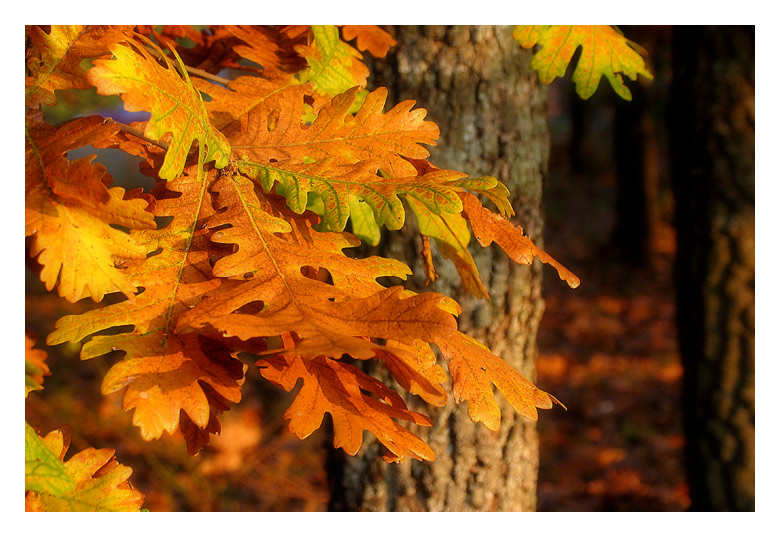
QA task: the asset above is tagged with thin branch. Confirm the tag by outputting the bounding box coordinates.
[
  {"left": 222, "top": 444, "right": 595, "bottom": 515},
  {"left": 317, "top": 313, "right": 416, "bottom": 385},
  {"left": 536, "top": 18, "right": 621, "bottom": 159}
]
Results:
[
  {"left": 144, "top": 43, "right": 234, "bottom": 88},
  {"left": 103, "top": 118, "right": 169, "bottom": 150}
]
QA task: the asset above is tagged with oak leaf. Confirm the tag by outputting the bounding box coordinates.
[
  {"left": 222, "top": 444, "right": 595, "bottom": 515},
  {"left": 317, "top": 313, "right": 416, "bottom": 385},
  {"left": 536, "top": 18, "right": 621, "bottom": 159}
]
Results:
[
  {"left": 225, "top": 25, "right": 309, "bottom": 79},
  {"left": 295, "top": 25, "right": 370, "bottom": 96},
  {"left": 177, "top": 173, "right": 457, "bottom": 361},
  {"left": 341, "top": 25, "right": 397, "bottom": 58},
  {"left": 461, "top": 192, "right": 580, "bottom": 288},
  {"left": 436, "top": 331, "right": 562, "bottom": 431},
  {"left": 228, "top": 84, "right": 459, "bottom": 235},
  {"left": 25, "top": 115, "right": 156, "bottom": 302},
  {"left": 258, "top": 354, "right": 435, "bottom": 463},
  {"left": 25, "top": 25, "right": 127, "bottom": 108},
  {"left": 231, "top": 85, "right": 439, "bottom": 179},
  {"left": 25, "top": 334, "right": 50, "bottom": 396},
  {"left": 87, "top": 34, "right": 230, "bottom": 179},
  {"left": 25, "top": 425, "right": 144, "bottom": 512},
  {"left": 513, "top": 25, "right": 653, "bottom": 100},
  {"left": 25, "top": 422, "right": 74, "bottom": 497},
  {"left": 47, "top": 165, "right": 244, "bottom": 444}
]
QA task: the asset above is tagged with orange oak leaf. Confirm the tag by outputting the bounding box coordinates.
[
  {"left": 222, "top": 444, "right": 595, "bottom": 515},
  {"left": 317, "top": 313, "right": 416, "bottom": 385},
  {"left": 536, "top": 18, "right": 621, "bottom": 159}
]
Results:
[
  {"left": 26, "top": 427, "right": 144, "bottom": 512},
  {"left": 230, "top": 84, "right": 439, "bottom": 179},
  {"left": 375, "top": 339, "right": 448, "bottom": 407},
  {"left": 25, "top": 25, "right": 127, "bottom": 108},
  {"left": 225, "top": 25, "right": 309, "bottom": 79},
  {"left": 258, "top": 354, "right": 435, "bottom": 463},
  {"left": 177, "top": 173, "right": 456, "bottom": 361},
  {"left": 194, "top": 75, "right": 301, "bottom": 133},
  {"left": 25, "top": 334, "right": 50, "bottom": 396},
  {"left": 436, "top": 331, "right": 562, "bottom": 431},
  {"left": 47, "top": 165, "right": 244, "bottom": 442},
  {"left": 513, "top": 25, "right": 653, "bottom": 100},
  {"left": 461, "top": 192, "right": 580, "bottom": 289},
  {"left": 341, "top": 25, "right": 397, "bottom": 58},
  {"left": 87, "top": 34, "right": 230, "bottom": 179}
]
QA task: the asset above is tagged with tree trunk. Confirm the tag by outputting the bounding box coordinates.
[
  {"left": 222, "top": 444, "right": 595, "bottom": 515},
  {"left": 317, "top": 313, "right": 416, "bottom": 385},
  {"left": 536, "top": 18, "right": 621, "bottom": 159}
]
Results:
[
  {"left": 327, "top": 26, "right": 550, "bottom": 511},
  {"left": 670, "top": 25, "right": 755, "bottom": 511},
  {"left": 614, "top": 74, "right": 659, "bottom": 265}
]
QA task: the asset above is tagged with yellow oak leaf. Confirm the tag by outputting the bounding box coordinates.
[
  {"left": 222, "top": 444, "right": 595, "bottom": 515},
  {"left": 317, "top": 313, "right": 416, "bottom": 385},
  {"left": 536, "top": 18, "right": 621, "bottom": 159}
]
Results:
[
  {"left": 88, "top": 34, "right": 230, "bottom": 179},
  {"left": 513, "top": 25, "right": 653, "bottom": 100},
  {"left": 26, "top": 116, "right": 156, "bottom": 302},
  {"left": 25, "top": 25, "right": 127, "bottom": 108}
]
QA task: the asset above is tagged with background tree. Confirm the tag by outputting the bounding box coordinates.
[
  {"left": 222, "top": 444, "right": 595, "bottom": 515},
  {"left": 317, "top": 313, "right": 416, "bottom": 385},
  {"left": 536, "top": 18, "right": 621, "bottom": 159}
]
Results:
[
  {"left": 327, "top": 25, "right": 550, "bottom": 512},
  {"left": 670, "top": 25, "right": 755, "bottom": 511}
]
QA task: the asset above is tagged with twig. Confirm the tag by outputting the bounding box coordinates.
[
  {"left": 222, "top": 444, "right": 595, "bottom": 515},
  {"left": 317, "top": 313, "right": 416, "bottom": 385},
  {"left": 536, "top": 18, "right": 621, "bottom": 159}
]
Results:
[
  {"left": 144, "top": 43, "right": 234, "bottom": 88},
  {"left": 103, "top": 118, "right": 169, "bottom": 150}
]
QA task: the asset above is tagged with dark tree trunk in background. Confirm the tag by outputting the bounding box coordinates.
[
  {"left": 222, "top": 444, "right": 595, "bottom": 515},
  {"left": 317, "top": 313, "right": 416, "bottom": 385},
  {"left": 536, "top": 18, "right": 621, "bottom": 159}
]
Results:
[
  {"left": 326, "top": 26, "right": 550, "bottom": 511},
  {"left": 670, "top": 26, "right": 755, "bottom": 511},
  {"left": 613, "top": 26, "right": 670, "bottom": 267},
  {"left": 614, "top": 76, "right": 659, "bottom": 265}
]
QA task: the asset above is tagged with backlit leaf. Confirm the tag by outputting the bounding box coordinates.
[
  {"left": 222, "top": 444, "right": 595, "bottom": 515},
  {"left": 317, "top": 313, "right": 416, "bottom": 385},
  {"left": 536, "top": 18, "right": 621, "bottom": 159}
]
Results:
[
  {"left": 296, "top": 25, "right": 369, "bottom": 96},
  {"left": 25, "top": 115, "right": 156, "bottom": 302},
  {"left": 25, "top": 25, "right": 126, "bottom": 108},
  {"left": 25, "top": 422, "right": 74, "bottom": 496},
  {"left": 513, "top": 25, "right": 653, "bottom": 100},
  {"left": 88, "top": 34, "right": 230, "bottom": 179},
  {"left": 461, "top": 192, "right": 580, "bottom": 288}
]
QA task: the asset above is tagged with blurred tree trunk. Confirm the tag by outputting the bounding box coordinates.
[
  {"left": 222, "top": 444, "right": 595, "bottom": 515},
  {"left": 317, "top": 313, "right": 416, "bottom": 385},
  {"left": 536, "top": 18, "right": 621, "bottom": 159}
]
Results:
[
  {"left": 670, "top": 25, "right": 755, "bottom": 511},
  {"left": 326, "top": 25, "right": 550, "bottom": 512},
  {"left": 614, "top": 75, "right": 659, "bottom": 265},
  {"left": 613, "top": 26, "right": 668, "bottom": 266}
]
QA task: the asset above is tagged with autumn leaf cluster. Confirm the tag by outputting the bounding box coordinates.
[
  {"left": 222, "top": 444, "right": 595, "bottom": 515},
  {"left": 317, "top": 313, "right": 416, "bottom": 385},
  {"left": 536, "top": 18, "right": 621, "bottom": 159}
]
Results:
[{"left": 23, "top": 24, "right": 655, "bottom": 510}]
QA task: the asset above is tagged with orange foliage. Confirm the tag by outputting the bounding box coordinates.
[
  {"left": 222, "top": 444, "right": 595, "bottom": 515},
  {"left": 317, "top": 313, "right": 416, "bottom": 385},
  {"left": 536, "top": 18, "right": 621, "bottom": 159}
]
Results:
[{"left": 26, "top": 25, "right": 579, "bottom": 477}]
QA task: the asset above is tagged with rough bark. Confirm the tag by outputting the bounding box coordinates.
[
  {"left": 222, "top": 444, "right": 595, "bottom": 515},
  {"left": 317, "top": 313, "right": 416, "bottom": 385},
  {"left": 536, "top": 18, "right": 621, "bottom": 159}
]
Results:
[
  {"left": 327, "top": 26, "right": 550, "bottom": 512},
  {"left": 670, "top": 25, "right": 755, "bottom": 511}
]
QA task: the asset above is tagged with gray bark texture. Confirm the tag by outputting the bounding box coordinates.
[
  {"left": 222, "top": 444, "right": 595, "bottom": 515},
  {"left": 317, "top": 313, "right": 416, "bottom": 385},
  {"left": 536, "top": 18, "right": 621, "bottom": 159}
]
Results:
[
  {"left": 326, "top": 25, "right": 550, "bottom": 512},
  {"left": 670, "top": 26, "right": 755, "bottom": 511}
]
